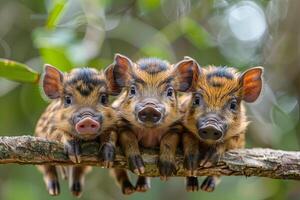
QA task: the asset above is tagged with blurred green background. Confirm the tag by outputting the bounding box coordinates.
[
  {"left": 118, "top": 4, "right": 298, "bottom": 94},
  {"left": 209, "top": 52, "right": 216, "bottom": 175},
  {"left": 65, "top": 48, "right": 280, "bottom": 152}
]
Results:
[{"left": 0, "top": 0, "right": 300, "bottom": 199}]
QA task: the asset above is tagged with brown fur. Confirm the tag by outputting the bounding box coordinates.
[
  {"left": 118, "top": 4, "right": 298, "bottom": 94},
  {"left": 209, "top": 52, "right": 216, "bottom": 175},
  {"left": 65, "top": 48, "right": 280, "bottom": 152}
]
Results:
[
  {"left": 182, "top": 66, "right": 249, "bottom": 144},
  {"left": 107, "top": 54, "right": 199, "bottom": 194},
  {"left": 181, "top": 65, "right": 263, "bottom": 192},
  {"left": 36, "top": 68, "right": 117, "bottom": 140},
  {"left": 35, "top": 66, "right": 119, "bottom": 197},
  {"left": 113, "top": 57, "right": 198, "bottom": 146}
]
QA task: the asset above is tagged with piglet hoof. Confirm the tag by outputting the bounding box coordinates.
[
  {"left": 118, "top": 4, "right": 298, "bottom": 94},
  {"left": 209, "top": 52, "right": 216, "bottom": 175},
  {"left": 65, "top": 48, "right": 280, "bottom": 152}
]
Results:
[
  {"left": 184, "top": 153, "right": 200, "bottom": 176},
  {"left": 70, "top": 181, "right": 82, "bottom": 197},
  {"left": 186, "top": 176, "right": 199, "bottom": 192},
  {"left": 99, "top": 143, "right": 115, "bottom": 168},
  {"left": 158, "top": 159, "right": 176, "bottom": 180},
  {"left": 122, "top": 180, "right": 136, "bottom": 195},
  {"left": 128, "top": 155, "right": 145, "bottom": 175},
  {"left": 200, "top": 176, "right": 218, "bottom": 192},
  {"left": 135, "top": 176, "right": 151, "bottom": 192},
  {"left": 47, "top": 180, "right": 60, "bottom": 196},
  {"left": 199, "top": 149, "right": 220, "bottom": 168},
  {"left": 64, "top": 140, "right": 82, "bottom": 164}
]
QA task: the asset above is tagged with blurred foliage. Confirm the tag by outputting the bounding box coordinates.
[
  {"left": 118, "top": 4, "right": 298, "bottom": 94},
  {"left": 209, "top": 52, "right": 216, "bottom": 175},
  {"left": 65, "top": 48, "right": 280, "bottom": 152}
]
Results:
[
  {"left": 0, "top": 59, "right": 39, "bottom": 83},
  {"left": 46, "top": 0, "right": 68, "bottom": 30},
  {"left": 0, "top": 0, "right": 300, "bottom": 199}
]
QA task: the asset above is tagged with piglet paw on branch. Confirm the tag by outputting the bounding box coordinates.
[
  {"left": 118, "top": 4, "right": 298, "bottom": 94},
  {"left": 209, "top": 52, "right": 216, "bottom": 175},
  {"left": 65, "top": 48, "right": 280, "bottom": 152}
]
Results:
[
  {"left": 184, "top": 153, "right": 200, "bottom": 176},
  {"left": 99, "top": 143, "right": 115, "bottom": 168},
  {"left": 128, "top": 154, "right": 145, "bottom": 175},
  {"left": 158, "top": 157, "right": 177, "bottom": 181},
  {"left": 199, "top": 148, "right": 221, "bottom": 168},
  {"left": 64, "top": 140, "right": 82, "bottom": 164}
]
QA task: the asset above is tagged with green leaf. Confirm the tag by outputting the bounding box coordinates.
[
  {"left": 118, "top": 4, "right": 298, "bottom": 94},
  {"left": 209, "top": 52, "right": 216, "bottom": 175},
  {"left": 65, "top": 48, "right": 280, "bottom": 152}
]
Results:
[
  {"left": 0, "top": 59, "right": 39, "bottom": 83},
  {"left": 46, "top": 0, "right": 68, "bottom": 30}
]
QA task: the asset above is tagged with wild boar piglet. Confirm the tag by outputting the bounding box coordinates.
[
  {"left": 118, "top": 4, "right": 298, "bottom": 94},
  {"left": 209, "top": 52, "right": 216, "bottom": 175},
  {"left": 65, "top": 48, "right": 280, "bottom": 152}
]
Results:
[
  {"left": 181, "top": 63, "right": 263, "bottom": 192},
  {"left": 35, "top": 65, "right": 119, "bottom": 197},
  {"left": 107, "top": 54, "right": 199, "bottom": 194}
]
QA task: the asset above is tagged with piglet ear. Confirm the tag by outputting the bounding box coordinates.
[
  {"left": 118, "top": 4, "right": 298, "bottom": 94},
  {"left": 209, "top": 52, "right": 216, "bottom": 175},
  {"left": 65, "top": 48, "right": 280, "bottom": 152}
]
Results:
[
  {"left": 42, "top": 64, "right": 63, "bottom": 99},
  {"left": 240, "top": 66, "right": 264, "bottom": 103},
  {"left": 173, "top": 57, "right": 200, "bottom": 92},
  {"left": 183, "top": 56, "right": 193, "bottom": 60},
  {"left": 105, "top": 54, "right": 132, "bottom": 95}
]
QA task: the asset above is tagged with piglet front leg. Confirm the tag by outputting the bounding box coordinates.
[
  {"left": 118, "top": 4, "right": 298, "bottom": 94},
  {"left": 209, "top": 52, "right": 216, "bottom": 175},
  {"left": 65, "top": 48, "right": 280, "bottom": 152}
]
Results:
[
  {"left": 198, "top": 143, "right": 224, "bottom": 168},
  {"left": 119, "top": 131, "right": 145, "bottom": 175},
  {"left": 99, "top": 130, "right": 118, "bottom": 168},
  {"left": 158, "top": 132, "right": 179, "bottom": 180},
  {"left": 63, "top": 135, "right": 82, "bottom": 164}
]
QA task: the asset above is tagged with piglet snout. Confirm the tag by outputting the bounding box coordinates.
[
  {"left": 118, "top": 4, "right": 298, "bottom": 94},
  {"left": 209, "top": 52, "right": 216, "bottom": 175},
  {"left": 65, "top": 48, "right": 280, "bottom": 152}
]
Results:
[{"left": 75, "top": 117, "right": 100, "bottom": 134}]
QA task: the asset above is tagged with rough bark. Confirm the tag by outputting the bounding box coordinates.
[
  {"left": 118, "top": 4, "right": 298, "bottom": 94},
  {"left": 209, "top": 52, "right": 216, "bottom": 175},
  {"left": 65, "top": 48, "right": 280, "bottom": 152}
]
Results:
[{"left": 0, "top": 136, "right": 299, "bottom": 180}]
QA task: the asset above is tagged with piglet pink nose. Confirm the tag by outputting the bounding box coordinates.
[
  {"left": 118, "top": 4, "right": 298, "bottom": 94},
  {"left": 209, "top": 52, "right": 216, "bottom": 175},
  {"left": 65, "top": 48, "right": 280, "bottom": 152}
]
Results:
[{"left": 75, "top": 117, "right": 100, "bottom": 134}]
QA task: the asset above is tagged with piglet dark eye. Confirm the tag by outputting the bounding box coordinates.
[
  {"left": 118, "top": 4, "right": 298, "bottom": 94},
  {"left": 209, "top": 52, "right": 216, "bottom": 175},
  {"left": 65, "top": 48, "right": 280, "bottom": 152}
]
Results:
[
  {"left": 193, "top": 94, "right": 202, "bottom": 106},
  {"left": 229, "top": 99, "right": 238, "bottom": 111},
  {"left": 64, "top": 95, "right": 72, "bottom": 106},
  {"left": 166, "top": 87, "right": 174, "bottom": 97},
  {"left": 130, "top": 85, "right": 136, "bottom": 96},
  {"left": 100, "top": 94, "right": 108, "bottom": 105}
]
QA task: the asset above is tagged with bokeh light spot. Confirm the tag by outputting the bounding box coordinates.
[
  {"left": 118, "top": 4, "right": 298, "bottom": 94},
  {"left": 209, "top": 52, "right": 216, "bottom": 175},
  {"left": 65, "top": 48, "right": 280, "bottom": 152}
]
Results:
[{"left": 228, "top": 1, "right": 267, "bottom": 42}]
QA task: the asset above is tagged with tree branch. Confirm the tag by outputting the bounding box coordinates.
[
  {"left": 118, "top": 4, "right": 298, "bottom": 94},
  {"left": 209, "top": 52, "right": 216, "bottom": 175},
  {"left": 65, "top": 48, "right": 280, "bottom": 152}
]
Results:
[{"left": 0, "top": 136, "right": 299, "bottom": 180}]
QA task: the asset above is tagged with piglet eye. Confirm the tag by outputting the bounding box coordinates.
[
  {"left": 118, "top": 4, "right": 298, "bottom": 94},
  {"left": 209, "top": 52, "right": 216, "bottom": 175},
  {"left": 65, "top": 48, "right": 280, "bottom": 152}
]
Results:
[
  {"left": 64, "top": 95, "right": 72, "bottom": 106},
  {"left": 229, "top": 99, "right": 238, "bottom": 111},
  {"left": 130, "top": 85, "right": 136, "bottom": 96},
  {"left": 166, "top": 87, "right": 174, "bottom": 97},
  {"left": 100, "top": 94, "right": 108, "bottom": 105},
  {"left": 193, "top": 94, "right": 202, "bottom": 106}
]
